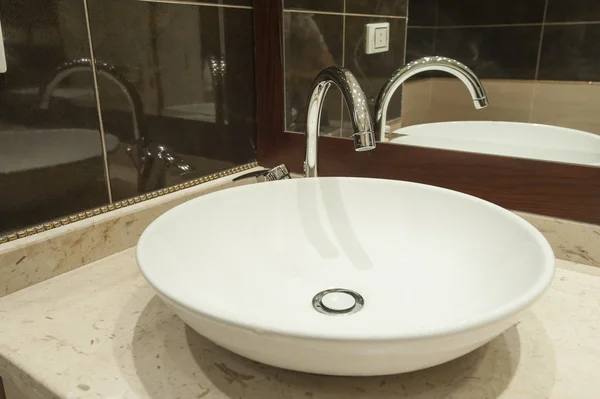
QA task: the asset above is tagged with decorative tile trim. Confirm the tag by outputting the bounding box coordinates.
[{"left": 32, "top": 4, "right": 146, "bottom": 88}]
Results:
[{"left": 0, "top": 162, "right": 258, "bottom": 246}]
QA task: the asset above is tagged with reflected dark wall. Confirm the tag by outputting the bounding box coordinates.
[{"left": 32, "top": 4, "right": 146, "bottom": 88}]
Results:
[
  {"left": 0, "top": 0, "right": 256, "bottom": 236},
  {"left": 407, "top": 0, "right": 600, "bottom": 82}
]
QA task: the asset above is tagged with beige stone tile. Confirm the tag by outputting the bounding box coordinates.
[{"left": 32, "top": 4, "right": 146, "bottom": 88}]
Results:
[
  {"left": 402, "top": 78, "right": 536, "bottom": 127},
  {"left": 530, "top": 81, "right": 600, "bottom": 135}
]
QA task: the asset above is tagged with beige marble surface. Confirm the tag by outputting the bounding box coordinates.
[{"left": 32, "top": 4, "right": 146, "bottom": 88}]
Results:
[
  {"left": 516, "top": 211, "right": 600, "bottom": 268},
  {"left": 0, "top": 248, "right": 599, "bottom": 399},
  {"left": 0, "top": 167, "right": 261, "bottom": 299}
]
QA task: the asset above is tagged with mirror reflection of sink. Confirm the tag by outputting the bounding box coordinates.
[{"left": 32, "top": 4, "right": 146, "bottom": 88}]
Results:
[
  {"left": 0, "top": 129, "right": 119, "bottom": 210},
  {"left": 137, "top": 177, "right": 555, "bottom": 376},
  {"left": 391, "top": 121, "right": 600, "bottom": 166}
]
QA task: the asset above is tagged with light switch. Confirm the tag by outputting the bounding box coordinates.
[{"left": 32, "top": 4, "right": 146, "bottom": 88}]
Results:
[
  {"left": 365, "top": 22, "right": 390, "bottom": 54},
  {"left": 0, "top": 20, "right": 5, "bottom": 73}
]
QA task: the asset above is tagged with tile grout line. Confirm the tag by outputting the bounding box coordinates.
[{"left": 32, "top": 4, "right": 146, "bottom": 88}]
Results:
[
  {"left": 409, "top": 20, "right": 600, "bottom": 29},
  {"left": 136, "top": 0, "right": 252, "bottom": 9},
  {"left": 403, "top": 0, "right": 409, "bottom": 64},
  {"left": 340, "top": 0, "right": 347, "bottom": 137},
  {"left": 82, "top": 0, "right": 113, "bottom": 203},
  {"left": 529, "top": 0, "right": 549, "bottom": 123},
  {"left": 534, "top": 0, "right": 549, "bottom": 81},
  {"left": 284, "top": 8, "right": 407, "bottom": 20}
]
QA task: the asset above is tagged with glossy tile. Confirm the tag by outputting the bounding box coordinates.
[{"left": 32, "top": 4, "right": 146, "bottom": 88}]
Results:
[
  {"left": 546, "top": 0, "right": 600, "bottom": 23},
  {"left": 408, "top": 0, "right": 438, "bottom": 26},
  {"left": 436, "top": 0, "right": 546, "bottom": 26},
  {"left": 283, "top": 0, "right": 343, "bottom": 13},
  {"left": 344, "top": 16, "right": 407, "bottom": 122},
  {"left": 284, "top": 12, "right": 344, "bottom": 134},
  {"left": 0, "top": 0, "right": 108, "bottom": 236},
  {"left": 406, "top": 28, "right": 436, "bottom": 62},
  {"left": 434, "top": 26, "right": 541, "bottom": 79},
  {"left": 346, "top": 0, "right": 408, "bottom": 17},
  {"left": 87, "top": 0, "right": 256, "bottom": 201},
  {"left": 538, "top": 24, "right": 600, "bottom": 82}
]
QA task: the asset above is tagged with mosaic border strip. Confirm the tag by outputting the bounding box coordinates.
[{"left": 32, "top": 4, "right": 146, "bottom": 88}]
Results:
[{"left": 0, "top": 162, "right": 258, "bottom": 245}]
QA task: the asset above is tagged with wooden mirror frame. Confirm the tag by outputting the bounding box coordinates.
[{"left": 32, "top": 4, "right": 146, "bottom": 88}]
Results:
[{"left": 253, "top": 0, "right": 600, "bottom": 225}]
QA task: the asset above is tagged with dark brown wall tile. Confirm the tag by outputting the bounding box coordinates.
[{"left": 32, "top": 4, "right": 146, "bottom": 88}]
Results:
[
  {"left": 406, "top": 28, "right": 436, "bottom": 62},
  {"left": 0, "top": 0, "right": 108, "bottom": 234},
  {"left": 284, "top": 12, "right": 344, "bottom": 134},
  {"left": 546, "top": 0, "right": 600, "bottom": 23},
  {"left": 346, "top": 0, "right": 408, "bottom": 17},
  {"left": 539, "top": 24, "right": 600, "bottom": 81},
  {"left": 88, "top": 0, "right": 256, "bottom": 201},
  {"left": 408, "top": 0, "right": 438, "bottom": 26},
  {"left": 434, "top": 26, "right": 541, "bottom": 79},
  {"left": 436, "top": 0, "right": 546, "bottom": 26},
  {"left": 284, "top": 0, "right": 343, "bottom": 13}
]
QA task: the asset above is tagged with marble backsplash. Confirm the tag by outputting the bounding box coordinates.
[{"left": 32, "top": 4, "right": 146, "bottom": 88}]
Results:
[{"left": 516, "top": 211, "right": 600, "bottom": 267}]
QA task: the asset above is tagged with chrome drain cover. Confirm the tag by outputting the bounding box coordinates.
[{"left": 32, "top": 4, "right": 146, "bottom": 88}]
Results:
[{"left": 312, "top": 289, "right": 364, "bottom": 315}]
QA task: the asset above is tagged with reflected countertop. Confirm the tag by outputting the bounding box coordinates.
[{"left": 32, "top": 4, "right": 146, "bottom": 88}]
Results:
[{"left": 0, "top": 248, "right": 599, "bottom": 398}]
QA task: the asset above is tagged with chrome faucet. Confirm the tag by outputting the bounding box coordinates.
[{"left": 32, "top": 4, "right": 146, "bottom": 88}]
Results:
[
  {"left": 375, "top": 56, "right": 489, "bottom": 141},
  {"left": 39, "top": 58, "right": 195, "bottom": 192},
  {"left": 132, "top": 143, "right": 194, "bottom": 192},
  {"left": 304, "top": 66, "right": 376, "bottom": 178}
]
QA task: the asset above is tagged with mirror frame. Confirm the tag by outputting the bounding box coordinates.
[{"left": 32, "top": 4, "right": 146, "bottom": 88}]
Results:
[{"left": 253, "top": 0, "right": 600, "bottom": 225}]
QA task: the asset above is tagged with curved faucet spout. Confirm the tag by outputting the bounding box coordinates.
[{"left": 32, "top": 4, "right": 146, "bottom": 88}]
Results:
[
  {"left": 375, "top": 56, "right": 489, "bottom": 141},
  {"left": 305, "top": 66, "right": 375, "bottom": 178},
  {"left": 38, "top": 58, "right": 146, "bottom": 141},
  {"left": 39, "top": 58, "right": 194, "bottom": 192}
]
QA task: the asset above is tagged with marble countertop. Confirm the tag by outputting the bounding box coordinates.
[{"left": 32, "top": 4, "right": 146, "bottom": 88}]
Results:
[{"left": 0, "top": 249, "right": 599, "bottom": 399}]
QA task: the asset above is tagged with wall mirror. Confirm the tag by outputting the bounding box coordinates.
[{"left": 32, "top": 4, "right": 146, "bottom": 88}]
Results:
[
  {"left": 255, "top": 0, "right": 600, "bottom": 225},
  {"left": 0, "top": 0, "right": 256, "bottom": 239},
  {"left": 282, "top": 0, "right": 600, "bottom": 168}
]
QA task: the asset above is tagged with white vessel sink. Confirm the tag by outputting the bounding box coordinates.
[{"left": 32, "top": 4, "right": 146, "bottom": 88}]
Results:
[
  {"left": 137, "top": 177, "right": 554, "bottom": 376},
  {"left": 392, "top": 121, "right": 600, "bottom": 166}
]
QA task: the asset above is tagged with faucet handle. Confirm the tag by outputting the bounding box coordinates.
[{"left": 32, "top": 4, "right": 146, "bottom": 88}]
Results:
[
  {"left": 264, "top": 164, "right": 291, "bottom": 181},
  {"left": 233, "top": 164, "right": 291, "bottom": 183}
]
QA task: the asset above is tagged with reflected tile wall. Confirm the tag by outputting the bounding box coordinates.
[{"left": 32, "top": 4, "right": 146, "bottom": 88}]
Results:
[
  {"left": 403, "top": 0, "right": 600, "bottom": 134},
  {"left": 0, "top": 0, "right": 108, "bottom": 235},
  {"left": 435, "top": 0, "right": 546, "bottom": 26},
  {"left": 87, "top": 0, "right": 256, "bottom": 201},
  {"left": 407, "top": 0, "right": 600, "bottom": 83},
  {"left": 546, "top": 0, "right": 600, "bottom": 22},
  {"left": 0, "top": 0, "right": 257, "bottom": 237},
  {"left": 538, "top": 25, "right": 600, "bottom": 81},
  {"left": 435, "top": 27, "right": 540, "bottom": 79},
  {"left": 283, "top": 1, "right": 409, "bottom": 136},
  {"left": 284, "top": 13, "right": 344, "bottom": 135}
]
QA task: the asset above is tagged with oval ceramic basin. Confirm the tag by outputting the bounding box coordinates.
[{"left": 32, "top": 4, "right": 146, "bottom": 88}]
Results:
[
  {"left": 137, "top": 177, "right": 555, "bottom": 376},
  {"left": 391, "top": 121, "right": 600, "bottom": 166}
]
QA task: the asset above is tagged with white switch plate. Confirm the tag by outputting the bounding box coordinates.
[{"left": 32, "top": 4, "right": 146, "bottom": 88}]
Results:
[
  {"left": 0, "top": 20, "right": 6, "bottom": 73},
  {"left": 365, "top": 22, "right": 390, "bottom": 54}
]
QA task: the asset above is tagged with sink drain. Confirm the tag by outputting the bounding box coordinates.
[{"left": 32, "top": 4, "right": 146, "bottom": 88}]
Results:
[{"left": 312, "top": 289, "right": 364, "bottom": 315}]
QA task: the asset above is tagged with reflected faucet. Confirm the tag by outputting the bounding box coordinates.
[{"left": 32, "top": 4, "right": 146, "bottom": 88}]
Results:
[
  {"left": 304, "top": 66, "right": 376, "bottom": 178},
  {"left": 39, "top": 58, "right": 194, "bottom": 192},
  {"left": 375, "top": 56, "right": 489, "bottom": 141}
]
